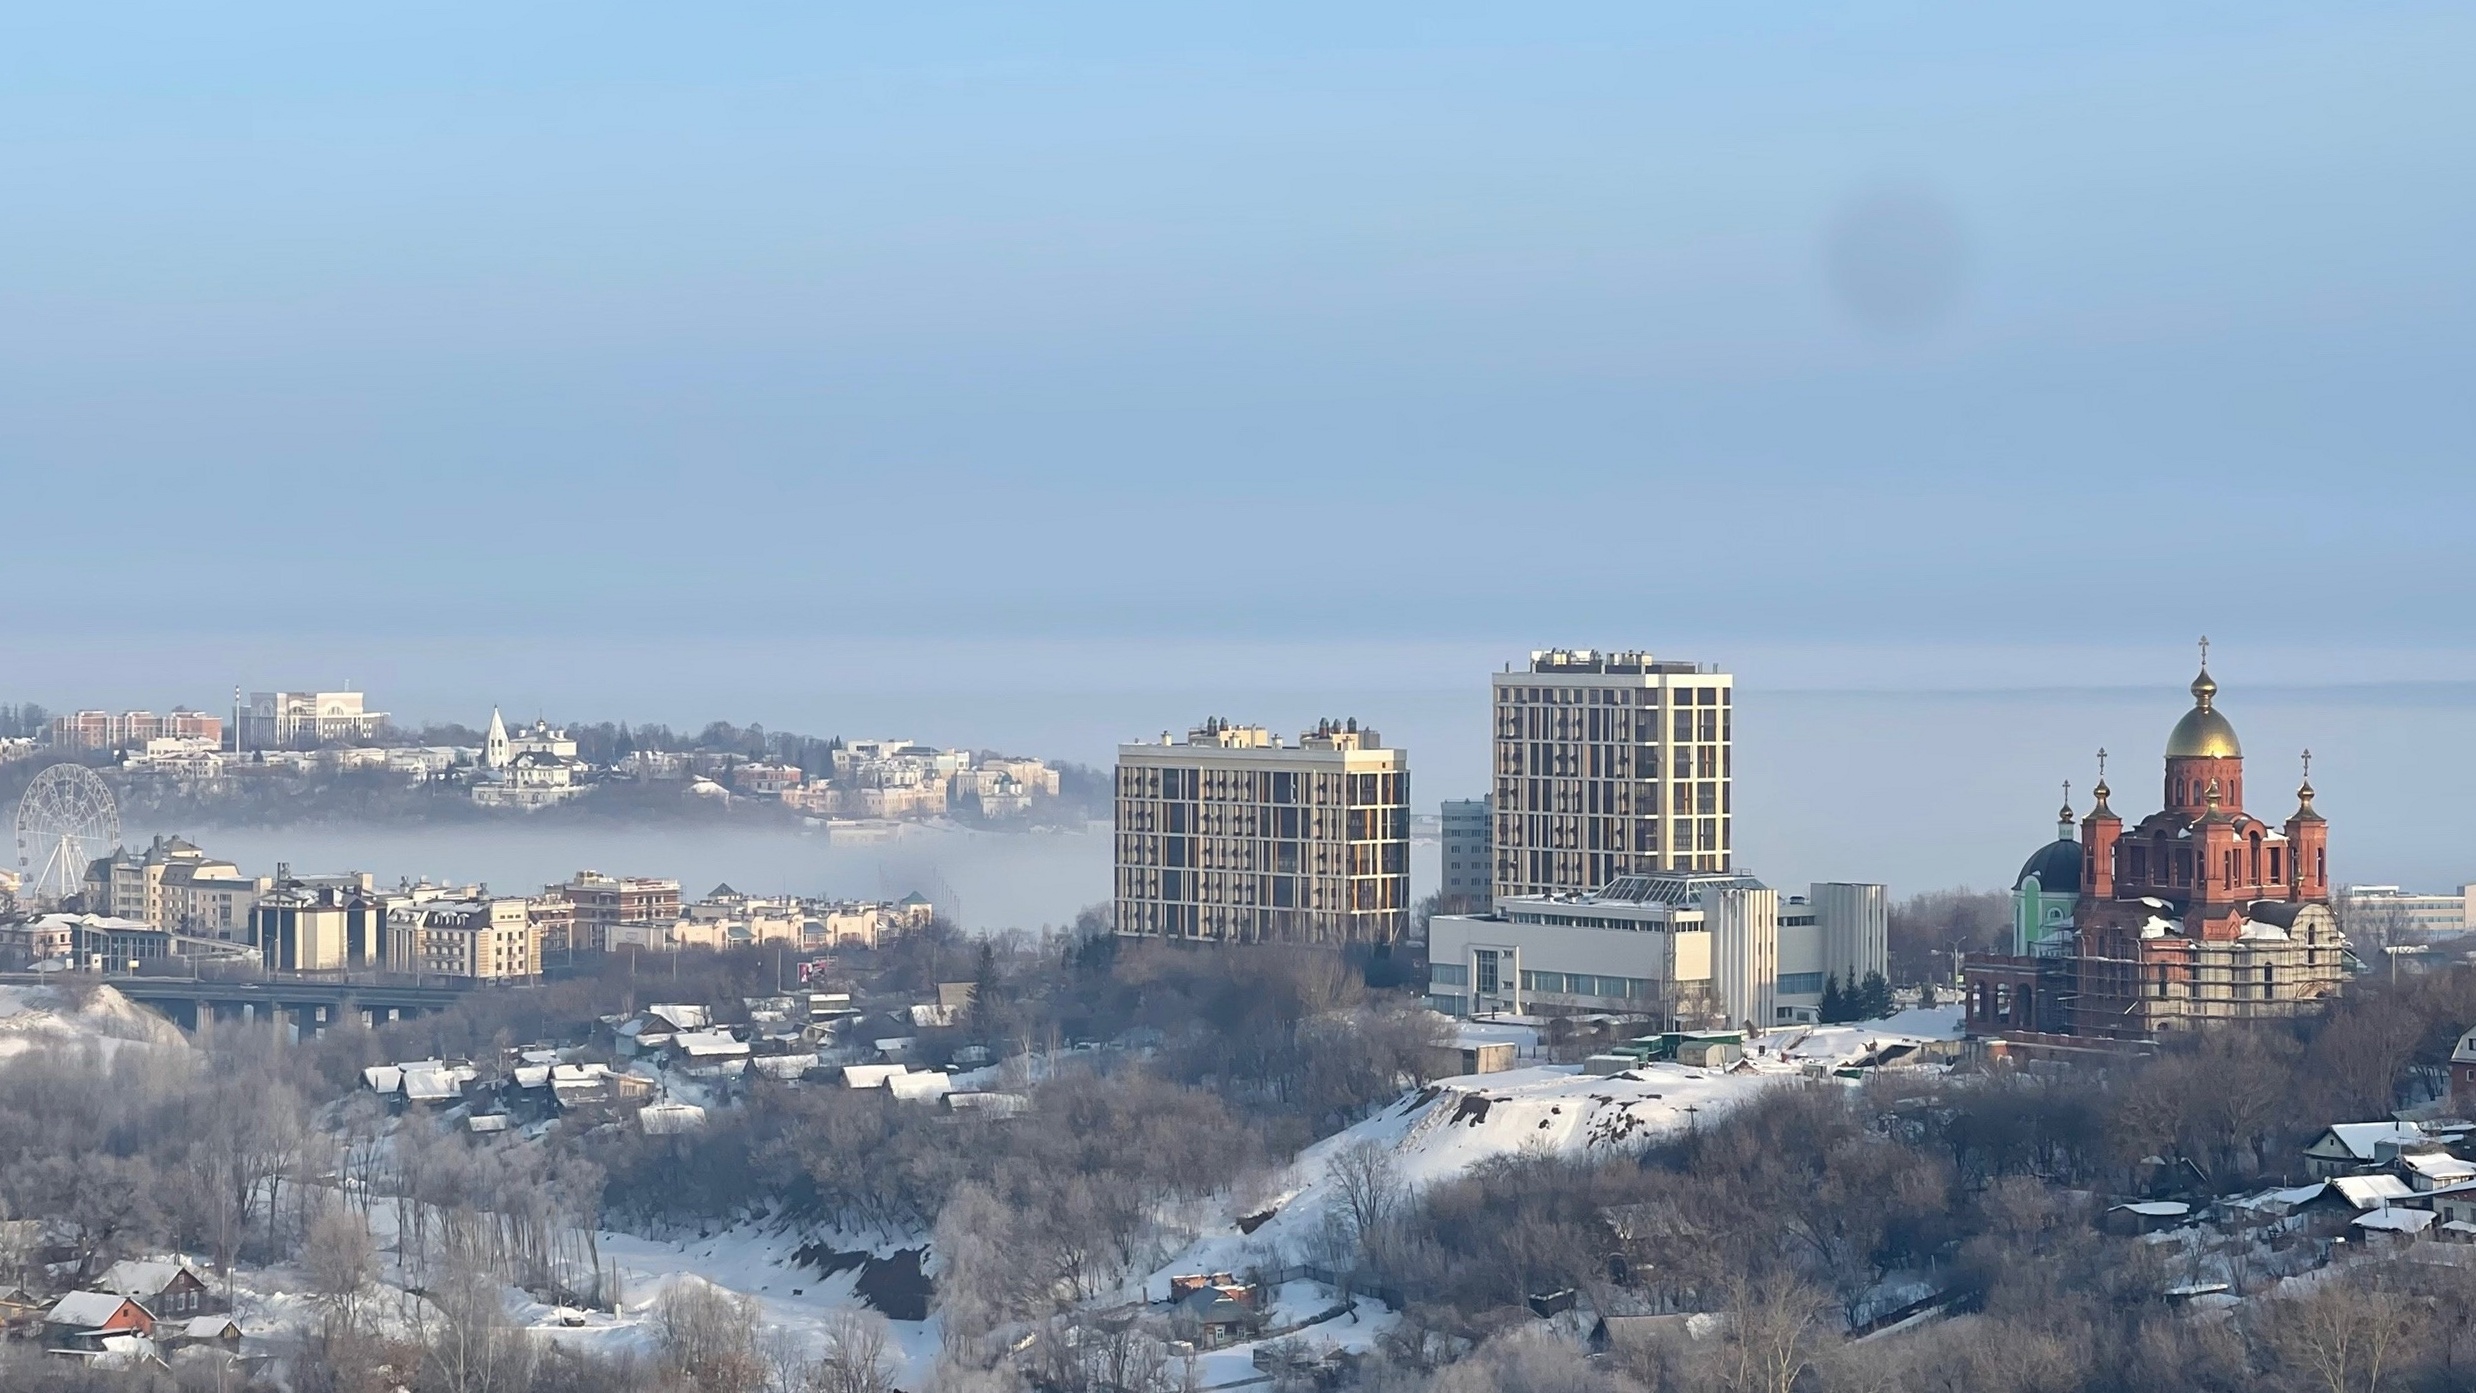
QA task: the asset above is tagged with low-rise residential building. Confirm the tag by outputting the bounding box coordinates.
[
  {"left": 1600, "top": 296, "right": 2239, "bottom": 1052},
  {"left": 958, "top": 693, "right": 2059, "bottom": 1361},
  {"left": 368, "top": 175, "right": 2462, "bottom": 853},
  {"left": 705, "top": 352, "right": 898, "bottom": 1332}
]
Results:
[
  {"left": 550, "top": 871, "right": 682, "bottom": 953},
  {"left": 610, "top": 888, "right": 934, "bottom": 952},
  {"left": 250, "top": 876, "right": 389, "bottom": 972},
  {"left": 527, "top": 894, "right": 578, "bottom": 958},
  {"left": 728, "top": 763, "right": 806, "bottom": 797},
  {"left": 2302, "top": 1122, "right": 2437, "bottom": 1179},
  {"left": 471, "top": 750, "right": 588, "bottom": 808},
  {"left": 390, "top": 898, "right": 539, "bottom": 980},
  {"left": 618, "top": 750, "right": 690, "bottom": 781},
  {"left": 787, "top": 739, "right": 1060, "bottom": 821},
  {"left": 42, "top": 1292, "right": 154, "bottom": 1350},
  {"left": 505, "top": 718, "right": 578, "bottom": 761},
  {"left": 49, "top": 709, "right": 222, "bottom": 750},
  {"left": 0, "top": 913, "right": 83, "bottom": 963},
  {"left": 161, "top": 860, "right": 270, "bottom": 940},
  {"left": 2452, "top": 1025, "right": 2476, "bottom": 1114},
  {"left": 121, "top": 736, "right": 227, "bottom": 780},
  {"left": 94, "top": 1259, "right": 212, "bottom": 1317},
  {"left": 386, "top": 746, "right": 466, "bottom": 781},
  {"left": 960, "top": 757, "right": 1061, "bottom": 817},
  {"left": 809, "top": 895, "right": 934, "bottom": 949},
  {"left": 675, "top": 883, "right": 805, "bottom": 949},
  {"left": 82, "top": 836, "right": 264, "bottom": 933}
]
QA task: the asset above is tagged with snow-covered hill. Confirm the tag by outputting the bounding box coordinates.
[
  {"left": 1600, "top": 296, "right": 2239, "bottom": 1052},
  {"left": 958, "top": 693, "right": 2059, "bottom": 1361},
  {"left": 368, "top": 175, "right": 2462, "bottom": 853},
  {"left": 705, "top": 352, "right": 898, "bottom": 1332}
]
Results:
[
  {"left": 1758, "top": 1005, "right": 1965, "bottom": 1070},
  {"left": 1163, "top": 1006, "right": 1966, "bottom": 1279},
  {"left": 0, "top": 981, "right": 190, "bottom": 1062}
]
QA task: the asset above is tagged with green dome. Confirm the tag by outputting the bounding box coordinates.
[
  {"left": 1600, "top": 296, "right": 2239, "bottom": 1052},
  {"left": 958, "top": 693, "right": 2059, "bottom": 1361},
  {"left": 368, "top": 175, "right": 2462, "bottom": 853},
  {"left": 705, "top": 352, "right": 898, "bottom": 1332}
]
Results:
[{"left": 2017, "top": 838, "right": 2081, "bottom": 894}]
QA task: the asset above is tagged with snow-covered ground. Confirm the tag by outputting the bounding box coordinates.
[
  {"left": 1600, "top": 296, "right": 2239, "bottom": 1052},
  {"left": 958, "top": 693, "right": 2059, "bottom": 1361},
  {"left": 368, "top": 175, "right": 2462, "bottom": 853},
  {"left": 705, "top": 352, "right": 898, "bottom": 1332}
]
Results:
[
  {"left": 207, "top": 1211, "right": 951, "bottom": 1386},
  {"left": 1150, "top": 1009, "right": 1966, "bottom": 1291},
  {"left": 1160, "top": 1058, "right": 1791, "bottom": 1285},
  {"left": 1186, "top": 1281, "right": 1401, "bottom": 1390},
  {"left": 2, "top": 995, "right": 1963, "bottom": 1388},
  {"left": 527, "top": 1226, "right": 948, "bottom": 1380},
  {"left": 1754, "top": 1005, "right": 1965, "bottom": 1070},
  {"left": 0, "top": 982, "right": 190, "bottom": 1061}
]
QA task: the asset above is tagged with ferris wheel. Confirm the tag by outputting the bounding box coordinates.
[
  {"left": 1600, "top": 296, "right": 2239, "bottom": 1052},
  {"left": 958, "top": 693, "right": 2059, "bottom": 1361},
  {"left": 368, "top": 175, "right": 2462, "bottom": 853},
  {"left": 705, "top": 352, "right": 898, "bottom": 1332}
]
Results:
[{"left": 14, "top": 764, "right": 120, "bottom": 904}]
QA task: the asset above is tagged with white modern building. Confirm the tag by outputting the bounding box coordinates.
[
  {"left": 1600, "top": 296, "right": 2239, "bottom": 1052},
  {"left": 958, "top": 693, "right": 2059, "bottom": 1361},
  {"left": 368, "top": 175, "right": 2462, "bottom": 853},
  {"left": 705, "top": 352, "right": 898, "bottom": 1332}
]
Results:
[
  {"left": 1492, "top": 649, "right": 1734, "bottom": 901},
  {"left": 239, "top": 690, "right": 387, "bottom": 749},
  {"left": 1428, "top": 872, "right": 1887, "bottom": 1030},
  {"left": 2337, "top": 885, "right": 2476, "bottom": 938}
]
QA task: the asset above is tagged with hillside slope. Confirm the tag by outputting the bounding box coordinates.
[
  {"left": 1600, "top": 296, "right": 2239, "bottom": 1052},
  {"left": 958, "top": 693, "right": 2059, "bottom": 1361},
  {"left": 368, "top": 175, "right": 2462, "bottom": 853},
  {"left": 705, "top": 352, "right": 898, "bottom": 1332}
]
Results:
[{"left": 0, "top": 981, "right": 191, "bottom": 1062}]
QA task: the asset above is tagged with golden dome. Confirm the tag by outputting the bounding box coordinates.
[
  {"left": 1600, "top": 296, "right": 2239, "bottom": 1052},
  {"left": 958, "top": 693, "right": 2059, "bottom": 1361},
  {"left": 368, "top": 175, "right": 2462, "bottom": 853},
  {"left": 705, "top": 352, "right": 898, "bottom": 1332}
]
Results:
[{"left": 2166, "top": 665, "right": 2242, "bottom": 758}]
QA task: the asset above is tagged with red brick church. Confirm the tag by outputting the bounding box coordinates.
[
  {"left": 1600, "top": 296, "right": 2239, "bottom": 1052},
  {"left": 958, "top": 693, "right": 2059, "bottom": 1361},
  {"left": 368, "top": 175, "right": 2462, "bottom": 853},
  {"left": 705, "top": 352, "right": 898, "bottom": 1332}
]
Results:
[{"left": 1966, "top": 648, "right": 2350, "bottom": 1041}]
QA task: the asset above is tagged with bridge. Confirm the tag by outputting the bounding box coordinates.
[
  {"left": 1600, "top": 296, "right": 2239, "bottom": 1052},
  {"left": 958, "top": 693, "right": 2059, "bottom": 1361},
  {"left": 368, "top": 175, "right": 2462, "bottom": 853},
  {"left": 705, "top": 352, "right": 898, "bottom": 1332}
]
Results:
[{"left": 1, "top": 972, "right": 481, "bottom": 1035}]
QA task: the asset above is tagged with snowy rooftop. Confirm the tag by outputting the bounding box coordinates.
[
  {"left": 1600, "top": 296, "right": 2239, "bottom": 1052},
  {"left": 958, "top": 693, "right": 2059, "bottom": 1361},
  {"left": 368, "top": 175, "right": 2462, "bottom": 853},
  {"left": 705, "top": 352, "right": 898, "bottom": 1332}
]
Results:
[
  {"left": 2331, "top": 1174, "right": 2416, "bottom": 1209},
  {"left": 2322, "top": 1121, "right": 2432, "bottom": 1160},
  {"left": 2354, "top": 1207, "right": 2437, "bottom": 1234},
  {"left": 639, "top": 1102, "right": 708, "bottom": 1134},
  {"left": 647, "top": 1003, "right": 711, "bottom": 1031},
  {"left": 2405, "top": 1152, "right": 2476, "bottom": 1184},
  {"left": 45, "top": 1291, "right": 136, "bottom": 1328},
  {"left": 670, "top": 1030, "right": 749, "bottom": 1058},
  {"left": 2112, "top": 1201, "right": 2190, "bottom": 1218},
  {"left": 95, "top": 1259, "right": 196, "bottom": 1298}
]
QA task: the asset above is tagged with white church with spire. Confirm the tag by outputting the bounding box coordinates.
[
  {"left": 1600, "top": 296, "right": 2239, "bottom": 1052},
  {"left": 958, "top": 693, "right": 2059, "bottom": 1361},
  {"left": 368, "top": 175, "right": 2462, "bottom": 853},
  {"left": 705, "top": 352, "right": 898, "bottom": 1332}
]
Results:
[{"left": 470, "top": 707, "right": 586, "bottom": 808}]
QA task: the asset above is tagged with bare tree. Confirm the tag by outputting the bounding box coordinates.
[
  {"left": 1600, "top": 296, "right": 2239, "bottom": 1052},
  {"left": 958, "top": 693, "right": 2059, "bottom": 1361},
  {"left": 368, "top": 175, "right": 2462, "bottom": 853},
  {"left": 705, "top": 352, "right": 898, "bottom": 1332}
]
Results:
[
  {"left": 935, "top": 1182, "right": 1038, "bottom": 1360},
  {"left": 2257, "top": 1275, "right": 2425, "bottom": 1393},
  {"left": 815, "top": 1309, "right": 900, "bottom": 1393},
  {"left": 655, "top": 1279, "right": 765, "bottom": 1393},
  {"left": 305, "top": 1204, "right": 380, "bottom": 1334},
  {"left": 423, "top": 1242, "right": 536, "bottom": 1393},
  {"left": 1424, "top": 1326, "right": 1615, "bottom": 1393},
  {"left": 1323, "top": 1139, "right": 1406, "bottom": 1274},
  {"left": 1712, "top": 1275, "right": 1832, "bottom": 1393}
]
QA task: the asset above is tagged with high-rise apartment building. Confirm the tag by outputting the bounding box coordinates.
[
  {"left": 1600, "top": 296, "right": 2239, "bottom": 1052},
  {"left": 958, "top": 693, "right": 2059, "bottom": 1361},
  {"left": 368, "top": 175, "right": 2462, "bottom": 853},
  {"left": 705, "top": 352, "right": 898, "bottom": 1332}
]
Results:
[
  {"left": 1439, "top": 797, "right": 1493, "bottom": 913},
  {"left": 1492, "top": 649, "right": 1732, "bottom": 900},
  {"left": 1115, "top": 718, "right": 1409, "bottom": 945}
]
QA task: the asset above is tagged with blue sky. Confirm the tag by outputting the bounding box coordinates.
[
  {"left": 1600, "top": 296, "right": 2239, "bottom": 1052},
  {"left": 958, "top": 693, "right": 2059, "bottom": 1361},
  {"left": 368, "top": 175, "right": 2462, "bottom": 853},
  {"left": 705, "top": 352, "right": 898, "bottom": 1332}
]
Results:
[
  {"left": 5, "top": 4, "right": 2475, "bottom": 889},
  {"left": 6, "top": 3, "right": 2471, "bottom": 641}
]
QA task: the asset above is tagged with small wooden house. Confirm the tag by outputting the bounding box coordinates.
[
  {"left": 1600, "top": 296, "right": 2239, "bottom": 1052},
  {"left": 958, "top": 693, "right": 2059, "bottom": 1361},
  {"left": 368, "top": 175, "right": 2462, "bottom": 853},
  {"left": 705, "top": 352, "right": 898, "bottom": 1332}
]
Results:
[
  {"left": 94, "top": 1259, "right": 213, "bottom": 1318},
  {"left": 42, "top": 1292, "right": 154, "bottom": 1350}
]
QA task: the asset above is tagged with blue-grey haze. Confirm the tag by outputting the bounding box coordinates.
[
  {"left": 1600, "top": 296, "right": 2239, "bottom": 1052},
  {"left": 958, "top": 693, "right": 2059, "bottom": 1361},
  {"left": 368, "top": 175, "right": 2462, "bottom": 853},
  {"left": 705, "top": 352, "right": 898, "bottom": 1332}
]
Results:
[{"left": 5, "top": 4, "right": 2472, "bottom": 906}]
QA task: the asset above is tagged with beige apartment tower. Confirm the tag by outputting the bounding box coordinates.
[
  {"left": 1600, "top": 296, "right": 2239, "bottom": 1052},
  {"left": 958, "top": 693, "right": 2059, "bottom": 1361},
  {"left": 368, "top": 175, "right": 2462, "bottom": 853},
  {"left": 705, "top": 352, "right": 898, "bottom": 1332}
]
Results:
[
  {"left": 1115, "top": 719, "right": 1410, "bottom": 945},
  {"left": 1493, "top": 649, "right": 1733, "bottom": 900}
]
